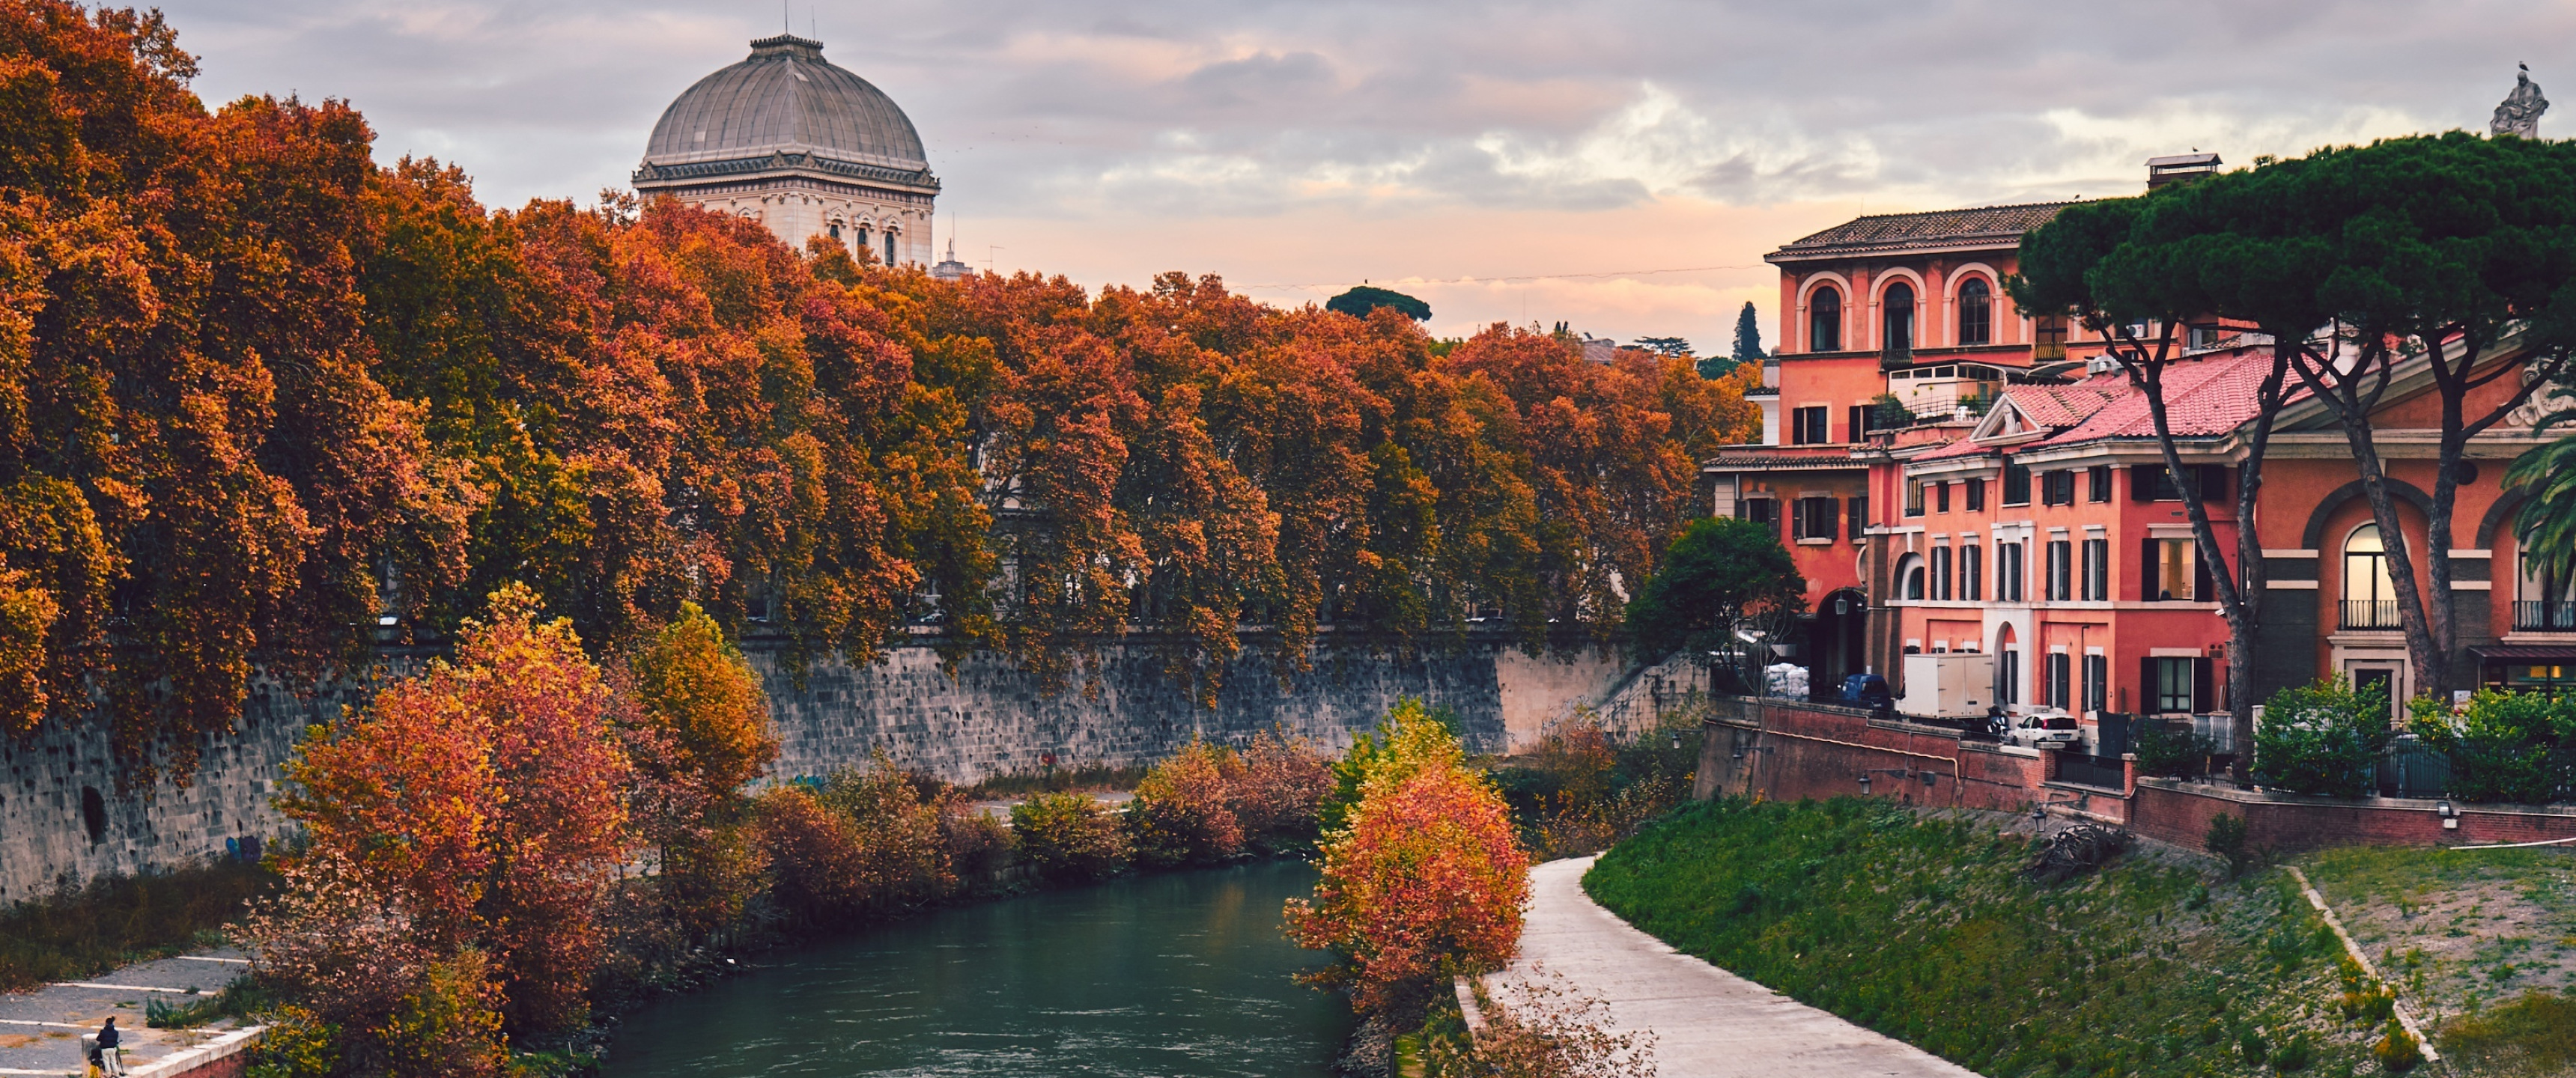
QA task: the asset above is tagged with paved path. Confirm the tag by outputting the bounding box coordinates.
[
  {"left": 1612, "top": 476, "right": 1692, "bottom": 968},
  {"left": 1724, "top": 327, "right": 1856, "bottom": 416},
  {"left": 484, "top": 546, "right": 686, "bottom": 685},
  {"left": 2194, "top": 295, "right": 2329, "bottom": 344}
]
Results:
[
  {"left": 1487, "top": 856, "right": 1981, "bottom": 1078},
  {"left": 0, "top": 950, "right": 252, "bottom": 1077}
]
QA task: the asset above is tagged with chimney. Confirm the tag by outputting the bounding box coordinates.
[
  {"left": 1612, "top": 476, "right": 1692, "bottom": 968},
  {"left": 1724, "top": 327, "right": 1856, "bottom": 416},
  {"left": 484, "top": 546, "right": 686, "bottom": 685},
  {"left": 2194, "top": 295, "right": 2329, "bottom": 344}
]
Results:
[{"left": 2145, "top": 153, "right": 2221, "bottom": 191}]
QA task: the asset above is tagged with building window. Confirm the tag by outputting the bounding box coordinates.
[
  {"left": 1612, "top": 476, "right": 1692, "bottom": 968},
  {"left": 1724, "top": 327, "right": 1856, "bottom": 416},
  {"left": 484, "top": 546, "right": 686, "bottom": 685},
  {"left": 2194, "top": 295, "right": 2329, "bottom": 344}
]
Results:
[
  {"left": 1810, "top": 286, "right": 1842, "bottom": 351},
  {"left": 2047, "top": 539, "right": 2072, "bottom": 601},
  {"left": 1962, "top": 543, "right": 1984, "bottom": 601},
  {"left": 1999, "top": 649, "right": 2021, "bottom": 705},
  {"left": 828, "top": 222, "right": 842, "bottom": 240},
  {"left": 1791, "top": 406, "right": 1830, "bottom": 445},
  {"left": 1905, "top": 478, "right": 1925, "bottom": 517},
  {"left": 1998, "top": 541, "right": 2025, "bottom": 603},
  {"left": 1934, "top": 481, "right": 1951, "bottom": 513},
  {"left": 884, "top": 231, "right": 898, "bottom": 264},
  {"left": 1901, "top": 555, "right": 1926, "bottom": 600},
  {"left": 1883, "top": 281, "right": 1916, "bottom": 358},
  {"left": 2042, "top": 469, "right": 2076, "bottom": 506},
  {"left": 1958, "top": 278, "right": 1992, "bottom": 346},
  {"left": 2148, "top": 537, "right": 2203, "bottom": 602},
  {"left": 1966, "top": 477, "right": 1986, "bottom": 511},
  {"left": 1932, "top": 546, "right": 1954, "bottom": 600},
  {"left": 2515, "top": 548, "right": 2576, "bottom": 631},
  {"left": 2342, "top": 525, "right": 2398, "bottom": 628},
  {"left": 2083, "top": 654, "right": 2107, "bottom": 713},
  {"left": 1742, "top": 498, "right": 1775, "bottom": 526},
  {"left": 2082, "top": 538, "right": 2109, "bottom": 601},
  {"left": 2149, "top": 657, "right": 2202, "bottom": 713},
  {"left": 2002, "top": 460, "right": 2032, "bottom": 506},
  {"left": 1793, "top": 496, "right": 1839, "bottom": 542},
  {"left": 2086, "top": 465, "right": 2112, "bottom": 502},
  {"left": 1848, "top": 496, "right": 1869, "bottom": 537},
  {"left": 2047, "top": 652, "right": 2072, "bottom": 710},
  {"left": 857, "top": 226, "right": 872, "bottom": 255}
]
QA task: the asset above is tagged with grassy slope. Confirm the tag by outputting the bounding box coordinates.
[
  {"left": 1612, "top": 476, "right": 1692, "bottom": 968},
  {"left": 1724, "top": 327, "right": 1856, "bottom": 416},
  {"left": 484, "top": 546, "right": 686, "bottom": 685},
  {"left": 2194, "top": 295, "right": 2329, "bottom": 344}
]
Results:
[
  {"left": 0, "top": 861, "right": 272, "bottom": 992},
  {"left": 1585, "top": 799, "right": 2375, "bottom": 1078},
  {"left": 2298, "top": 846, "right": 2576, "bottom": 1077}
]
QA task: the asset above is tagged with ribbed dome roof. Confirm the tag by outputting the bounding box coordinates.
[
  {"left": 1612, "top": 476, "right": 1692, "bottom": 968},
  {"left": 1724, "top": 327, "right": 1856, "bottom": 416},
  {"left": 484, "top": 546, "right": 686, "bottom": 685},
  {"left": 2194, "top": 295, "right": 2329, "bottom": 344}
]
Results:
[{"left": 643, "top": 35, "right": 926, "bottom": 173}]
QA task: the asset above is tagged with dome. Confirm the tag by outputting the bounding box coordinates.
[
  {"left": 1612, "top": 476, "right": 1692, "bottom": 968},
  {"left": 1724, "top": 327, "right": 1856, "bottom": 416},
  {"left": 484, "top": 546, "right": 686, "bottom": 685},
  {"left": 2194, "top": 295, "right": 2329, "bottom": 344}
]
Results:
[{"left": 643, "top": 34, "right": 928, "bottom": 174}]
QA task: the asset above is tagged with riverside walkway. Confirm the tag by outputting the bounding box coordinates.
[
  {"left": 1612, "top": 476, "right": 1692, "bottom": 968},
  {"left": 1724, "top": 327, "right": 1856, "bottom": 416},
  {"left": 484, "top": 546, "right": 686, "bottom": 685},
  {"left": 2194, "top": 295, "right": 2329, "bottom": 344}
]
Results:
[
  {"left": 1489, "top": 856, "right": 1981, "bottom": 1078},
  {"left": 0, "top": 950, "right": 259, "bottom": 1078}
]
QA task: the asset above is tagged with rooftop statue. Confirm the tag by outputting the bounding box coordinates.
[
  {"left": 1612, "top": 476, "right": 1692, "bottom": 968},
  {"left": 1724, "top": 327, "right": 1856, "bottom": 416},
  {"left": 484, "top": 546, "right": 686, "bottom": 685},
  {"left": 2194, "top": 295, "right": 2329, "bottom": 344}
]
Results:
[{"left": 2491, "top": 63, "right": 2548, "bottom": 138}]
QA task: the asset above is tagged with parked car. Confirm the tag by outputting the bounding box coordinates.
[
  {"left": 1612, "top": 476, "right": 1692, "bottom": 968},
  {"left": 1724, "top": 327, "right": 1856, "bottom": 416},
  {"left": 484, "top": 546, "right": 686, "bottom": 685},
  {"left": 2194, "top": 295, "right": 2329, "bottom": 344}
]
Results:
[
  {"left": 2000, "top": 713, "right": 2081, "bottom": 749},
  {"left": 1839, "top": 674, "right": 1894, "bottom": 715}
]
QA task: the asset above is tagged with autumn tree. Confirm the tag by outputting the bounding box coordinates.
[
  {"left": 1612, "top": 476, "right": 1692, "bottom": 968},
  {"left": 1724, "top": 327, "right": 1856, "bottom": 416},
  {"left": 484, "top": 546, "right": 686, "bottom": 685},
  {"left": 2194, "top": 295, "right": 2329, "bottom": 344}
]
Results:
[
  {"left": 622, "top": 601, "right": 775, "bottom": 938},
  {"left": 1286, "top": 701, "right": 1529, "bottom": 1015},
  {"left": 276, "top": 584, "right": 632, "bottom": 1037}
]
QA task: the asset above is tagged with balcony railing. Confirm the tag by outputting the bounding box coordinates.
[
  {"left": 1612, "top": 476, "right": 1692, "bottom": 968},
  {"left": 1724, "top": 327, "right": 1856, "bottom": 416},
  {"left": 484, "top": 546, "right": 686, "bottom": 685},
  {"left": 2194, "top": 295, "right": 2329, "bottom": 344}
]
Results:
[
  {"left": 2515, "top": 600, "right": 2576, "bottom": 632},
  {"left": 2341, "top": 599, "right": 2402, "bottom": 630}
]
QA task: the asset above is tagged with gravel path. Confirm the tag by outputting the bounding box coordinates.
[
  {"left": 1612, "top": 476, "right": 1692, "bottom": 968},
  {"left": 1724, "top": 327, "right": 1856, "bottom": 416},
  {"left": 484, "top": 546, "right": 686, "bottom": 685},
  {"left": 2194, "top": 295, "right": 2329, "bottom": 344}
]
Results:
[{"left": 1486, "top": 856, "right": 1982, "bottom": 1078}]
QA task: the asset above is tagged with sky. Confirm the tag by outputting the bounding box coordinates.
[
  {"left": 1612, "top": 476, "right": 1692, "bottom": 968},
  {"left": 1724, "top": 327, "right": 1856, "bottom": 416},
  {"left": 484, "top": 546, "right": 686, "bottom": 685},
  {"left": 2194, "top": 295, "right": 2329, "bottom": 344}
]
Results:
[{"left": 158, "top": 0, "right": 2575, "bottom": 350}]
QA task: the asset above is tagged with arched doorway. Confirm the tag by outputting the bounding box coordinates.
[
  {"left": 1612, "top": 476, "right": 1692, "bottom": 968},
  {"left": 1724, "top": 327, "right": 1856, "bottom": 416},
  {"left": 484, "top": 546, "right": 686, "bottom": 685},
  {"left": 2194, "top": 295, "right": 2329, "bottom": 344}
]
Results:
[{"left": 1808, "top": 588, "right": 1870, "bottom": 698}]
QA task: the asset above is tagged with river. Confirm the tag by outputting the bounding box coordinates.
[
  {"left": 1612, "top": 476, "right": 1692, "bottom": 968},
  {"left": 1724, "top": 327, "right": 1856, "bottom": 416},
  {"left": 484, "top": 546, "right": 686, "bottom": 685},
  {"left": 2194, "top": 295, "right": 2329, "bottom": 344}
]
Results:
[{"left": 602, "top": 859, "right": 1352, "bottom": 1077}]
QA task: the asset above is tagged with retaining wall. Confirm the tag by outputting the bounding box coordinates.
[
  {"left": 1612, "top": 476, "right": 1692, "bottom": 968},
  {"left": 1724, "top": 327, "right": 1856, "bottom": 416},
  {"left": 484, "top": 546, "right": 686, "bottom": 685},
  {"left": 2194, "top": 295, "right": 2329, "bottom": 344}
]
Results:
[{"left": 2, "top": 633, "right": 1634, "bottom": 904}]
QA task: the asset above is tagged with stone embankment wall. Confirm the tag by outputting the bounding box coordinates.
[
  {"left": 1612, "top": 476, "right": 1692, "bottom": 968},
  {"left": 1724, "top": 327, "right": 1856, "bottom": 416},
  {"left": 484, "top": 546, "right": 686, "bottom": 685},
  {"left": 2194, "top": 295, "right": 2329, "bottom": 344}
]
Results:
[
  {"left": 1692, "top": 696, "right": 2576, "bottom": 853},
  {"left": 1, "top": 634, "right": 1638, "bottom": 904}
]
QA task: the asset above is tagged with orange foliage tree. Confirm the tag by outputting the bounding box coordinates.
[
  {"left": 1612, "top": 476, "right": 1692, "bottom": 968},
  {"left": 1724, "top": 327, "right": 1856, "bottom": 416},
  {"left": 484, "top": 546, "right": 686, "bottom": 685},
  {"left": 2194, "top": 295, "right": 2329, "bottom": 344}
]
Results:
[
  {"left": 1286, "top": 704, "right": 1531, "bottom": 1014},
  {"left": 276, "top": 584, "right": 631, "bottom": 1038},
  {"left": 622, "top": 600, "right": 776, "bottom": 939}
]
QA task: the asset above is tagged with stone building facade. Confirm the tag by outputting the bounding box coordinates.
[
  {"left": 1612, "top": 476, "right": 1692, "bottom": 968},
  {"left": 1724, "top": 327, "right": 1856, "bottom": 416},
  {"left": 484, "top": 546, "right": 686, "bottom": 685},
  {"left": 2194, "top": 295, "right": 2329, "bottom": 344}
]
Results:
[{"left": 632, "top": 34, "right": 938, "bottom": 266}]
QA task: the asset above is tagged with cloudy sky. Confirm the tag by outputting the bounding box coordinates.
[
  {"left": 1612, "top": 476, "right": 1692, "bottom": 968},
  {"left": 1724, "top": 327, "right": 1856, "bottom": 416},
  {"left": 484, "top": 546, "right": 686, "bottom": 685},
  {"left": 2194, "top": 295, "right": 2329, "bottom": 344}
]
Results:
[{"left": 161, "top": 0, "right": 2570, "bottom": 349}]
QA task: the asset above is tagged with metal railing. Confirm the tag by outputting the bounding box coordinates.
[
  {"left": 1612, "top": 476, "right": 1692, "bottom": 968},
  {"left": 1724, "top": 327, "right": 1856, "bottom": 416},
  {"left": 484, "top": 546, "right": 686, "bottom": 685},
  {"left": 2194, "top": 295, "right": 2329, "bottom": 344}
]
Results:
[
  {"left": 2056, "top": 754, "right": 2127, "bottom": 791},
  {"left": 2340, "top": 599, "right": 2402, "bottom": 630},
  {"left": 2513, "top": 600, "right": 2576, "bottom": 632}
]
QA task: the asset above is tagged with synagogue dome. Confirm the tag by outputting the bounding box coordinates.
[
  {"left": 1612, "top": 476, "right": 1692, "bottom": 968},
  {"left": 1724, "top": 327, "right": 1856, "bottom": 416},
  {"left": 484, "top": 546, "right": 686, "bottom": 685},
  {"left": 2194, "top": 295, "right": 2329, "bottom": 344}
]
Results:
[{"left": 642, "top": 34, "right": 929, "bottom": 174}]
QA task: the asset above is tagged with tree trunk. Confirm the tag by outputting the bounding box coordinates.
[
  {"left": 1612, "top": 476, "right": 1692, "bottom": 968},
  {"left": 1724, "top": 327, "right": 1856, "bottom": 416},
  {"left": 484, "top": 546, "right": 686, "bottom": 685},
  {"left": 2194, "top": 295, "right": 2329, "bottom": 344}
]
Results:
[{"left": 2332, "top": 415, "right": 2446, "bottom": 704}]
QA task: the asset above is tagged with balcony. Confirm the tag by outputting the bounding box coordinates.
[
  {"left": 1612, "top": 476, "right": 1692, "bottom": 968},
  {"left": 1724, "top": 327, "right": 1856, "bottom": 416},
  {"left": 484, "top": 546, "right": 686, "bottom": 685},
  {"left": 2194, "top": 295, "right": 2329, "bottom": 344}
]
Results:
[
  {"left": 2341, "top": 600, "right": 2402, "bottom": 630},
  {"left": 2515, "top": 600, "right": 2576, "bottom": 632}
]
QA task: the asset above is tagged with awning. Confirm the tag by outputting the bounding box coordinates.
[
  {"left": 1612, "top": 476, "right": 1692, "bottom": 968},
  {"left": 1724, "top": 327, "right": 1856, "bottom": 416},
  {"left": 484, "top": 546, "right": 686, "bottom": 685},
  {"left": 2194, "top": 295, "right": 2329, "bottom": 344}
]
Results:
[{"left": 2472, "top": 644, "right": 2576, "bottom": 663}]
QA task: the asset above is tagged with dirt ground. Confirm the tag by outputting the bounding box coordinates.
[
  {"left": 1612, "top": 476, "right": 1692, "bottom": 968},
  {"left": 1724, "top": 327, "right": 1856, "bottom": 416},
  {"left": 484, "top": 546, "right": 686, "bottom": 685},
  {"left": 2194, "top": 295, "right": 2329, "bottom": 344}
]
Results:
[{"left": 2298, "top": 846, "right": 2576, "bottom": 1026}]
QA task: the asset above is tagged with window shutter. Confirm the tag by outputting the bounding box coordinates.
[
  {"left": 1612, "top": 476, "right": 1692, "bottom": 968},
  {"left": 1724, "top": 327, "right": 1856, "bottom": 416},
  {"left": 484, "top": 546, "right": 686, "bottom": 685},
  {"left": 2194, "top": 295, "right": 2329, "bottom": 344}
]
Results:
[
  {"left": 2131, "top": 465, "right": 2158, "bottom": 502},
  {"left": 1826, "top": 498, "right": 1841, "bottom": 542},
  {"left": 2139, "top": 656, "right": 2157, "bottom": 712},
  {"left": 2193, "top": 543, "right": 2214, "bottom": 601},
  {"left": 1790, "top": 501, "right": 1806, "bottom": 540},
  {"left": 2192, "top": 657, "right": 2214, "bottom": 713},
  {"left": 1849, "top": 405, "right": 1866, "bottom": 442},
  {"left": 2141, "top": 538, "right": 2159, "bottom": 601},
  {"left": 2198, "top": 465, "right": 2228, "bottom": 503},
  {"left": 1848, "top": 496, "right": 1868, "bottom": 537}
]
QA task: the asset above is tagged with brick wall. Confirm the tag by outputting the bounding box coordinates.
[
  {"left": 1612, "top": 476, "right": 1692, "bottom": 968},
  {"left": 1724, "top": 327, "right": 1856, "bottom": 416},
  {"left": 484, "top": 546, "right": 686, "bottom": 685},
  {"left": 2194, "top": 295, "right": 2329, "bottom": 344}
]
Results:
[{"left": 1693, "top": 697, "right": 2576, "bottom": 854}]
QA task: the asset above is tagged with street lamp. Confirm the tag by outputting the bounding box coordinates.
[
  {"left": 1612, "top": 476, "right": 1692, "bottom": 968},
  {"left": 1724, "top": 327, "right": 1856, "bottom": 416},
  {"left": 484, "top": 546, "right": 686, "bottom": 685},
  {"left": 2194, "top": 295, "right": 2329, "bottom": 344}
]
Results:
[{"left": 2436, "top": 800, "right": 2458, "bottom": 831}]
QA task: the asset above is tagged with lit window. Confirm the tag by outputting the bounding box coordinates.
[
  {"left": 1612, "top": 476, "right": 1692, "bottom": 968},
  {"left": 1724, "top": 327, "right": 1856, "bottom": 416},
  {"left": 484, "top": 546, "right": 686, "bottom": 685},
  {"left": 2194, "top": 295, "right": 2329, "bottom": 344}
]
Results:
[{"left": 2342, "top": 526, "right": 2396, "bottom": 628}]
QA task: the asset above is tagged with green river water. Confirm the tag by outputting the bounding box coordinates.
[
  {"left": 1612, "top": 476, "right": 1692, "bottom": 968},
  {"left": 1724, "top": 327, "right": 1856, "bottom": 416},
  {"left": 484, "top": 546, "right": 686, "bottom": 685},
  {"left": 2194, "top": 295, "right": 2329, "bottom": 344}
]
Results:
[{"left": 601, "top": 859, "right": 1352, "bottom": 1077}]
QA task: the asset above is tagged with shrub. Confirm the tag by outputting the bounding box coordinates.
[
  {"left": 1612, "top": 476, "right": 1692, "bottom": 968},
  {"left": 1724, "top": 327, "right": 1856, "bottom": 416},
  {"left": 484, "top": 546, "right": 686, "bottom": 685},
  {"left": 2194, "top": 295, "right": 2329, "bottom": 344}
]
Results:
[
  {"left": 1230, "top": 731, "right": 1335, "bottom": 853},
  {"left": 1127, "top": 738, "right": 1247, "bottom": 867},
  {"left": 1012, "top": 792, "right": 1131, "bottom": 883},
  {"left": 816, "top": 763, "right": 956, "bottom": 911},
  {"left": 1284, "top": 704, "right": 1528, "bottom": 1015},
  {"left": 2205, "top": 812, "right": 2253, "bottom": 879},
  {"left": 2272, "top": 1030, "right": 2315, "bottom": 1071},
  {"left": 242, "top": 1004, "right": 340, "bottom": 1078},
  {"left": 2131, "top": 720, "right": 2215, "bottom": 778},
  {"left": 2372, "top": 1017, "right": 2423, "bottom": 1073},
  {"left": 2408, "top": 689, "right": 2576, "bottom": 803},
  {"left": 2254, "top": 676, "right": 2395, "bottom": 797},
  {"left": 749, "top": 785, "right": 871, "bottom": 922},
  {"left": 942, "top": 808, "right": 1017, "bottom": 892}
]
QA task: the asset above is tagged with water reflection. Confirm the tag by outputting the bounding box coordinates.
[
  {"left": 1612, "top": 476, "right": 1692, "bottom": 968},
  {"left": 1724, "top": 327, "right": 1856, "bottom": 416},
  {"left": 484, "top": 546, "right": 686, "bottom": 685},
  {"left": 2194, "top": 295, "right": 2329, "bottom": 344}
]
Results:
[{"left": 604, "top": 860, "right": 1349, "bottom": 1077}]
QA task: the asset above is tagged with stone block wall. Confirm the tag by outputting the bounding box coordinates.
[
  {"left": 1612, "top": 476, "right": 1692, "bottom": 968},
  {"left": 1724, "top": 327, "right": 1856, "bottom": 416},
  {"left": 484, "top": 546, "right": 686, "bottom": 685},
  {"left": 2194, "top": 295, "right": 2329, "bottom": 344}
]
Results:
[{"left": 1, "top": 634, "right": 1635, "bottom": 903}]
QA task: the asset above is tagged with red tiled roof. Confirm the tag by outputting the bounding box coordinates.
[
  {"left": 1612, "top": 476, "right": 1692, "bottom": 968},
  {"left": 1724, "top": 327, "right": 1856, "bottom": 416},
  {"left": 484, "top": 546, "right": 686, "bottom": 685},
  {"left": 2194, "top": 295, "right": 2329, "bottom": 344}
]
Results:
[
  {"left": 1767, "top": 201, "right": 2074, "bottom": 262},
  {"left": 1700, "top": 450, "right": 1869, "bottom": 471},
  {"left": 2002, "top": 380, "right": 2121, "bottom": 428},
  {"left": 1909, "top": 436, "right": 1996, "bottom": 463},
  {"left": 2035, "top": 348, "right": 2300, "bottom": 446}
]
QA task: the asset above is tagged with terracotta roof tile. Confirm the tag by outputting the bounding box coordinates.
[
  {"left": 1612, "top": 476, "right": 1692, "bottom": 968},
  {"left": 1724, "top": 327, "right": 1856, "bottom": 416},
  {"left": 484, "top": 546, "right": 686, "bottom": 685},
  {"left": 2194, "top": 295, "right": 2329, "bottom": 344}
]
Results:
[
  {"left": 1768, "top": 201, "right": 2074, "bottom": 261},
  {"left": 2035, "top": 348, "right": 2301, "bottom": 446}
]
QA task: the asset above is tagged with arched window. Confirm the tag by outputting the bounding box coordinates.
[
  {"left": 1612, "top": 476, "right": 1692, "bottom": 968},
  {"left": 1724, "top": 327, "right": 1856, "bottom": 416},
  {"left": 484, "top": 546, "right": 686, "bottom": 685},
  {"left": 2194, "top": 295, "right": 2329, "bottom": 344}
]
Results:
[
  {"left": 856, "top": 226, "right": 872, "bottom": 259},
  {"left": 2518, "top": 543, "right": 2576, "bottom": 630},
  {"left": 884, "top": 231, "right": 897, "bottom": 265},
  {"left": 828, "top": 222, "right": 842, "bottom": 240},
  {"left": 1899, "top": 553, "right": 1926, "bottom": 600},
  {"left": 1808, "top": 286, "right": 1842, "bottom": 352},
  {"left": 1958, "top": 278, "right": 1991, "bottom": 345},
  {"left": 2342, "top": 525, "right": 2398, "bottom": 629},
  {"left": 1883, "top": 281, "right": 1916, "bottom": 357}
]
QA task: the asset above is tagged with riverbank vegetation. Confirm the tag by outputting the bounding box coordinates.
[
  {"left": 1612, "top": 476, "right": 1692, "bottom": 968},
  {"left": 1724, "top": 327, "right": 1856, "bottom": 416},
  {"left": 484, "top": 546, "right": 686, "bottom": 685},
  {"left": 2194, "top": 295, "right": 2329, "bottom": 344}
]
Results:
[
  {"left": 1588, "top": 798, "right": 2391, "bottom": 1077},
  {"left": 228, "top": 583, "right": 1345, "bottom": 1076},
  {"left": 0, "top": 1, "right": 1755, "bottom": 787}
]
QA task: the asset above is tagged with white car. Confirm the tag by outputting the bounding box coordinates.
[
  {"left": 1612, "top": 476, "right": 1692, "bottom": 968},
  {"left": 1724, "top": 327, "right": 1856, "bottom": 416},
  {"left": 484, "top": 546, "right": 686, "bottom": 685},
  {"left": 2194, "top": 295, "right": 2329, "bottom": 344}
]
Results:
[{"left": 2004, "top": 713, "right": 2082, "bottom": 750}]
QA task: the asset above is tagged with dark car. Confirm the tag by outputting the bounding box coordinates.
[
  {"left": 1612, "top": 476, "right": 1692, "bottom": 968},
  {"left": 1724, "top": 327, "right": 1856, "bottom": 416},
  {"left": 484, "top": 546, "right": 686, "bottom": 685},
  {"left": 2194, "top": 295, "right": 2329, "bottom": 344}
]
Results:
[{"left": 1840, "top": 674, "right": 1893, "bottom": 713}]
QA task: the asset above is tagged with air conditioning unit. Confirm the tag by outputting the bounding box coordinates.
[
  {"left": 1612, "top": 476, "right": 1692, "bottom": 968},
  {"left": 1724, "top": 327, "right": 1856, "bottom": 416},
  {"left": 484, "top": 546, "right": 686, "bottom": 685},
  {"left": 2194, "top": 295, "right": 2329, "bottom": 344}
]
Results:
[{"left": 2085, "top": 355, "right": 2120, "bottom": 376}]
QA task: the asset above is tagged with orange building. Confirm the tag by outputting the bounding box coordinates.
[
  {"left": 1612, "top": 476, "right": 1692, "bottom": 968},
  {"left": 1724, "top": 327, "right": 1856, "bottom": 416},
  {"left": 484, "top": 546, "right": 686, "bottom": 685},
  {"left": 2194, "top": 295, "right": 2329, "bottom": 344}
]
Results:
[{"left": 1709, "top": 154, "right": 2576, "bottom": 746}]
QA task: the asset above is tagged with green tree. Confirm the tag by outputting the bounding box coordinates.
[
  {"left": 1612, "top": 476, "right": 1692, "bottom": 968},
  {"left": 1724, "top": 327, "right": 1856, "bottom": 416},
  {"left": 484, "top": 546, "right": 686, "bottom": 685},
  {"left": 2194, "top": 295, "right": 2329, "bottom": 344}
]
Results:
[
  {"left": 1325, "top": 284, "right": 1431, "bottom": 321},
  {"left": 1624, "top": 517, "right": 1804, "bottom": 690},
  {"left": 2252, "top": 676, "right": 2394, "bottom": 798},
  {"left": 1631, "top": 336, "right": 1691, "bottom": 359},
  {"left": 1719, "top": 299, "right": 1764, "bottom": 378},
  {"left": 2408, "top": 689, "right": 2576, "bottom": 803}
]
